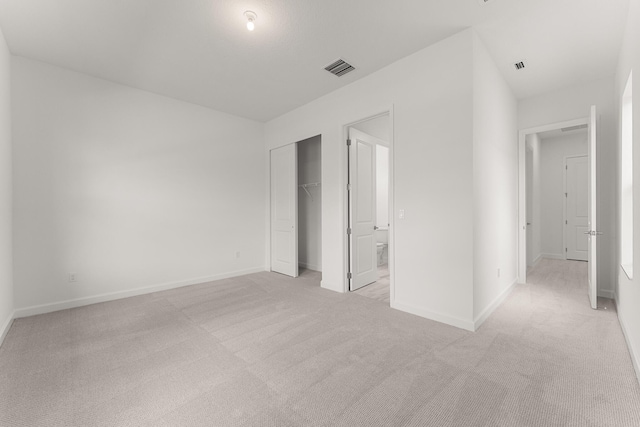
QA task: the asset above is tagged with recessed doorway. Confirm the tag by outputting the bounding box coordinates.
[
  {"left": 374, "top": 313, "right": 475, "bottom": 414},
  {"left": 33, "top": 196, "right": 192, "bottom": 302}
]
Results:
[
  {"left": 518, "top": 106, "right": 599, "bottom": 309},
  {"left": 345, "top": 113, "right": 392, "bottom": 304},
  {"left": 525, "top": 127, "right": 588, "bottom": 266}
]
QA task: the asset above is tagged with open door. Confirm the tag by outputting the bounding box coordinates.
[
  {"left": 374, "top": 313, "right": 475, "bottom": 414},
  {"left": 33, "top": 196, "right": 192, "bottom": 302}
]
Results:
[
  {"left": 348, "top": 128, "right": 379, "bottom": 291},
  {"left": 565, "top": 155, "right": 589, "bottom": 262},
  {"left": 587, "top": 105, "right": 598, "bottom": 309},
  {"left": 270, "top": 144, "right": 298, "bottom": 277}
]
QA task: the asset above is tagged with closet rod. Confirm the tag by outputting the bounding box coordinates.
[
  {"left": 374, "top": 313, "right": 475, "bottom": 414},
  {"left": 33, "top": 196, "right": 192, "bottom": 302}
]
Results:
[
  {"left": 298, "top": 182, "right": 321, "bottom": 188},
  {"left": 298, "top": 182, "right": 321, "bottom": 200}
]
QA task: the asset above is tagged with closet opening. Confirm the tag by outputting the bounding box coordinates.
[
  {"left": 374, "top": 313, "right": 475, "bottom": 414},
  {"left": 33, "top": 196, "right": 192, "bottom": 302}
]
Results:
[
  {"left": 297, "top": 136, "right": 322, "bottom": 278},
  {"left": 269, "top": 135, "right": 322, "bottom": 281}
]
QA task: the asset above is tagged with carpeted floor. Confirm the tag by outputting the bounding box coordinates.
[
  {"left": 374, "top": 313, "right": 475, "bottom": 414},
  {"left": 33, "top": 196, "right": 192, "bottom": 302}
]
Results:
[{"left": 1, "top": 259, "right": 639, "bottom": 426}]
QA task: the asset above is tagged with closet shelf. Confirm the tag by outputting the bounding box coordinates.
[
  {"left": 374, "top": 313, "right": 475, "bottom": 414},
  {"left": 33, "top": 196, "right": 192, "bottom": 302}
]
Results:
[{"left": 299, "top": 182, "right": 321, "bottom": 200}]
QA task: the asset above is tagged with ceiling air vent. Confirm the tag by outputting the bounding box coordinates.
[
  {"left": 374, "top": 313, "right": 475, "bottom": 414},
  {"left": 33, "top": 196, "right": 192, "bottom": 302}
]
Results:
[
  {"left": 514, "top": 61, "right": 526, "bottom": 70},
  {"left": 324, "top": 59, "right": 355, "bottom": 77},
  {"left": 561, "top": 124, "right": 588, "bottom": 132}
]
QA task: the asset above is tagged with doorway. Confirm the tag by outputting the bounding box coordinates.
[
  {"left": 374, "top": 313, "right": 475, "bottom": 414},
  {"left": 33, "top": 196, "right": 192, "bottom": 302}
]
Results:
[
  {"left": 270, "top": 136, "right": 322, "bottom": 279},
  {"left": 346, "top": 113, "right": 392, "bottom": 304},
  {"left": 525, "top": 128, "right": 588, "bottom": 266},
  {"left": 297, "top": 136, "right": 322, "bottom": 276},
  {"left": 518, "top": 106, "right": 599, "bottom": 309}
]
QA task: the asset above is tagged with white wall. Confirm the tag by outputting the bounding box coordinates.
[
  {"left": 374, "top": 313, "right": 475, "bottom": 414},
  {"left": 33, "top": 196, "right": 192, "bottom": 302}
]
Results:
[
  {"left": 266, "top": 30, "right": 476, "bottom": 329},
  {"left": 616, "top": 0, "right": 640, "bottom": 380},
  {"left": 0, "top": 25, "right": 13, "bottom": 343},
  {"left": 376, "top": 144, "right": 389, "bottom": 229},
  {"left": 540, "top": 133, "right": 588, "bottom": 258},
  {"left": 518, "top": 78, "right": 616, "bottom": 296},
  {"left": 12, "top": 57, "right": 266, "bottom": 313},
  {"left": 298, "top": 135, "right": 322, "bottom": 272},
  {"left": 472, "top": 33, "right": 518, "bottom": 326},
  {"left": 265, "top": 30, "right": 518, "bottom": 331},
  {"left": 526, "top": 133, "right": 542, "bottom": 266}
]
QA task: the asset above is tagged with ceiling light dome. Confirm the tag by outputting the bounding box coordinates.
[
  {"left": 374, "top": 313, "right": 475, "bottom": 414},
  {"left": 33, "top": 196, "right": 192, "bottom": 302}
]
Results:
[{"left": 244, "top": 11, "right": 257, "bottom": 31}]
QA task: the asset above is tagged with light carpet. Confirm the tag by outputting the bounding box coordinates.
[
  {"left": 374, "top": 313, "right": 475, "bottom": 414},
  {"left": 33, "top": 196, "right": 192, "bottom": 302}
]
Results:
[{"left": 1, "top": 259, "right": 639, "bottom": 426}]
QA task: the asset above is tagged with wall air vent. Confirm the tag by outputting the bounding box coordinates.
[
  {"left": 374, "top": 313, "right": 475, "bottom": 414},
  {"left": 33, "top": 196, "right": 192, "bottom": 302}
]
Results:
[
  {"left": 561, "top": 124, "right": 588, "bottom": 132},
  {"left": 324, "top": 59, "right": 355, "bottom": 77},
  {"left": 514, "top": 61, "right": 526, "bottom": 70}
]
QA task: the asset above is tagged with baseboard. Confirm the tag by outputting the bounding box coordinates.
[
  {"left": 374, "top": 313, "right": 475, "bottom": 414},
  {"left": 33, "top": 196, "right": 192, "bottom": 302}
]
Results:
[
  {"left": 542, "top": 253, "right": 565, "bottom": 260},
  {"left": 474, "top": 278, "right": 518, "bottom": 331},
  {"left": 527, "top": 254, "right": 543, "bottom": 269},
  {"left": 391, "top": 300, "right": 475, "bottom": 332},
  {"left": 14, "top": 267, "right": 266, "bottom": 319},
  {"left": 598, "top": 289, "right": 615, "bottom": 299},
  {"left": 533, "top": 254, "right": 542, "bottom": 266},
  {"left": 617, "top": 311, "right": 640, "bottom": 384},
  {"left": 0, "top": 311, "right": 15, "bottom": 349},
  {"left": 299, "top": 262, "right": 321, "bottom": 272}
]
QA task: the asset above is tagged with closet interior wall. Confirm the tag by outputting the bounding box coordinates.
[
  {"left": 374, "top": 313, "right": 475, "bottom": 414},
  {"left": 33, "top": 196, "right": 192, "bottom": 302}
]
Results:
[{"left": 297, "top": 136, "right": 322, "bottom": 272}]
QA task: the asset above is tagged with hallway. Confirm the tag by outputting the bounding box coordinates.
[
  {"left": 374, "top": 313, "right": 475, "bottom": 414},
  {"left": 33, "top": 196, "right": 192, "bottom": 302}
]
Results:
[{"left": 526, "top": 258, "right": 613, "bottom": 310}]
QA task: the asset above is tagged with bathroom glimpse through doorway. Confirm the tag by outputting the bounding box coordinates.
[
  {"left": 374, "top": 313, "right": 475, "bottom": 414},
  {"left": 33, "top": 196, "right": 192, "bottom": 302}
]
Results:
[{"left": 346, "top": 112, "right": 392, "bottom": 305}]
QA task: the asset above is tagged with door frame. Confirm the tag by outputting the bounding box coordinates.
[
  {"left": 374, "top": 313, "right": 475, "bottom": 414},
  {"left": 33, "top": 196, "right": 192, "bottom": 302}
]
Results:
[
  {"left": 518, "top": 117, "right": 589, "bottom": 283},
  {"left": 563, "top": 154, "right": 588, "bottom": 262},
  {"left": 342, "top": 108, "right": 395, "bottom": 303},
  {"left": 525, "top": 144, "right": 536, "bottom": 268}
]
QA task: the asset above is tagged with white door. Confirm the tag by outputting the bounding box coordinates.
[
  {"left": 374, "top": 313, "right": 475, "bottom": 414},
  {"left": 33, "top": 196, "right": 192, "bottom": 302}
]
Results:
[
  {"left": 270, "top": 144, "right": 298, "bottom": 277},
  {"left": 565, "top": 156, "right": 588, "bottom": 261},
  {"left": 587, "top": 105, "right": 598, "bottom": 309},
  {"left": 348, "top": 128, "right": 379, "bottom": 290}
]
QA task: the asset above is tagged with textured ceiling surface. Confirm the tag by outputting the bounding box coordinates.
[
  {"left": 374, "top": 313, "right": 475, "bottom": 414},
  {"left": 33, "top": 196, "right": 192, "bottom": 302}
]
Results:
[{"left": 0, "top": 0, "right": 629, "bottom": 121}]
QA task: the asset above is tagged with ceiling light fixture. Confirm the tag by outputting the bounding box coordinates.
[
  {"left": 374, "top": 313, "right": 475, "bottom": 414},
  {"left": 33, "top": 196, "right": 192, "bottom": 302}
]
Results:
[{"left": 244, "top": 11, "right": 257, "bottom": 31}]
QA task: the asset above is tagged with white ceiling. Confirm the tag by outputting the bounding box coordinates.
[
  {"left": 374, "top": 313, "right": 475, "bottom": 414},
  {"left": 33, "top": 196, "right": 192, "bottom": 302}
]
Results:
[{"left": 0, "top": 0, "right": 630, "bottom": 122}]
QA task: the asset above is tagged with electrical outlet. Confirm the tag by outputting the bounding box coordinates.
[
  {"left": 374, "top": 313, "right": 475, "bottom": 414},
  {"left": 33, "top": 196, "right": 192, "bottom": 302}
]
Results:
[
  {"left": 69, "top": 272, "right": 77, "bottom": 283},
  {"left": 497, "top": 268, "right": 501, "bottom": 278},
  {"left": 399, "top": 209, "right": 405, "bottom": 220},
  {"left": 235, "top": 251, "right": 241, "bottom": 259}
]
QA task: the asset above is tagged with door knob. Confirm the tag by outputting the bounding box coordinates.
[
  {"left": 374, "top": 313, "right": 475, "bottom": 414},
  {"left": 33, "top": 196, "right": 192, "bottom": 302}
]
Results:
[{"left": 374, "top": 226, "right": 379, "bottom": 230}]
